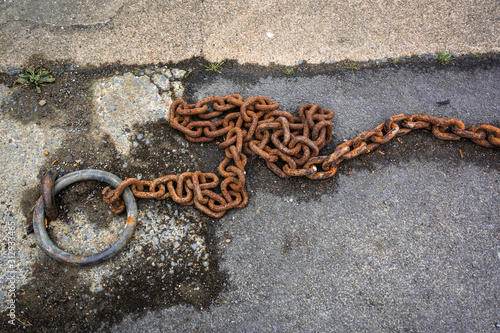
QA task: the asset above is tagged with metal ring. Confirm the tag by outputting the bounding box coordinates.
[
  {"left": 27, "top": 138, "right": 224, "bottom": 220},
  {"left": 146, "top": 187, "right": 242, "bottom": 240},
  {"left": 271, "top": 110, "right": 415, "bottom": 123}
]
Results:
[{"left": 33, "top": 169, "right": 138, "bottom": 265}]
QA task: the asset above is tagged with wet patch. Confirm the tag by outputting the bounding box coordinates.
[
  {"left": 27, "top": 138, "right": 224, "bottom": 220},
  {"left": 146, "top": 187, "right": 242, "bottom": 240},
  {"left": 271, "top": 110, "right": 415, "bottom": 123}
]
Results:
[
  {"left": 235, "top": 130, "right": 500, "bottom": 223},
  {"left": 2, "top": 56, "right": 230, "bottom": 329},
  {"left": 9, "top": 121, "right": 229, "bottom": 331},
  {"left": 242, "top": 129, "right": 500, "bottom": 215},
  {"left": 13, "top": 215, "right": 227, "bottom": 332}
]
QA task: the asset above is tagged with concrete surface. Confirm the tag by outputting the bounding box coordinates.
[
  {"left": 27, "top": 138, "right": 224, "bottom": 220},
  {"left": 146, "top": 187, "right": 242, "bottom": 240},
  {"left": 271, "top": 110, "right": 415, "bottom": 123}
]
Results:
[{"left": 0, "top": 0, "right": 498, "bottom": 67}]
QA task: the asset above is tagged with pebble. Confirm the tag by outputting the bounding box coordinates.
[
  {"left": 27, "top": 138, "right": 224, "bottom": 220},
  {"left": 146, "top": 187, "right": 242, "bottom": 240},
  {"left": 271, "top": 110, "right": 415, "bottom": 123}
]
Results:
[
  {"left": 38, "top": 99, "right": 46, "bottom": 106},
  {"left": 133, "top": 69, "right": 145, "bottom": 76},
  {"left": 152, "top": 73, "right": 171, "bottom": 91},
  {"left": 171, "top": 68, "right": 186, "bottom": 80},
  {"left": 163, "top": 68, "right": 173, "bottom": 79},
  {"left": 172, "top": 81, "right": 184, "bottom": 98}
]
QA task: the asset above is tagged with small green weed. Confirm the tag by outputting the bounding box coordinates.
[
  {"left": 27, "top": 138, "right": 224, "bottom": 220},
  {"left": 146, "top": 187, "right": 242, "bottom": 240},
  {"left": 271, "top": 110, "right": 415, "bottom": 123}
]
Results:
[
  {"left": 436, "top": 51, "right": 452, "bottom": 65},
  {"left": 204, "top": 61, "right": 224, "bottom": 73},
  {"left": 347, "top": 62, "right": 358, "bottom": 69},
  {"left": 392, "top": 58, "right": 399, "bottom": 65},
  {"left": 17, "top": 67, "right": 55, "bottom": 93},
  {"left": 284, "top": 67, "right": 294, "bottom": 76},
  {"left": 474, "top": 53, "right": 483, "bottom": 58}
]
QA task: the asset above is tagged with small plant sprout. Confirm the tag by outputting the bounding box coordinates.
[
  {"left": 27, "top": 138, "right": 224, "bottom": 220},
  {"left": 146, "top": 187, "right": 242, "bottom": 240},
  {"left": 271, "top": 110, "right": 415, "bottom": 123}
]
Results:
[
  {"left": 17, "top": 67, "right": 55, "bottom": 93},
  {"left": 436, "top": 51, "right": 452, "bottom": 65},
  {"left": 284, "top": 67, "right": 294, "bottom": 75},
  {"left": 392, "top": 58, "right": 400, "bottom": 65},
  {"left": 347, "top": 62, "right": 358, "bottom": 69},
  {"left": 204, "top": 61, "right": 224, "bottom": 73}
]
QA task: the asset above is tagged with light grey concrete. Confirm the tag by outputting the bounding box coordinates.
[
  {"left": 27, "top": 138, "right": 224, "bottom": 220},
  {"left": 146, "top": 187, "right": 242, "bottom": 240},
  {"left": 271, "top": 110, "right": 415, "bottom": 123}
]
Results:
[{"left": 0, "top": 0, "right": 498, "bottom": 67}]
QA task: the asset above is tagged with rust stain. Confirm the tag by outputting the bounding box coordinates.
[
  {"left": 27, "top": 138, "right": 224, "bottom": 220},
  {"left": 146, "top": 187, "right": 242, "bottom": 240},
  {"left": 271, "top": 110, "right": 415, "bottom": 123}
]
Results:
[{"left": 126, "top": 216, "right": 136, "bottom": 226}]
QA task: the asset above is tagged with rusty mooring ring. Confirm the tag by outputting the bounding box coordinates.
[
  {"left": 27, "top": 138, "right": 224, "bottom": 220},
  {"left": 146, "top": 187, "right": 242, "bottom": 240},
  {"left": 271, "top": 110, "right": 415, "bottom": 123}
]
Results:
[{"left": 33, "top": 169, "right": 138, "bottom": 265}]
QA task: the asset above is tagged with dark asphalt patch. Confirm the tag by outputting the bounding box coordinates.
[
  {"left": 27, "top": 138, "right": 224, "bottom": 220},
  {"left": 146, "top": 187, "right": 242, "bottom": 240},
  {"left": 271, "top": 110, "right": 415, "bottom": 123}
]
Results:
[{"left": 1, "top": 54, "right": 499, "bottom": 332}]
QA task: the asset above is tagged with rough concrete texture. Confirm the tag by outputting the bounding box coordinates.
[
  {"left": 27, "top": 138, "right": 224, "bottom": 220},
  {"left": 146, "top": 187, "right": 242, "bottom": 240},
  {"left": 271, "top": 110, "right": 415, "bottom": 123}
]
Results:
[
  {"left": 0, "top": 0, "right": 124, "bottom": 26},
  {"left": 92, "top": 68, "right": 182, "bottom": 155},
  {"left": 0, "top": 84, "right": 66, "bottom": 304},
  {"left": 0, "top": 0, "right": 498, "bottom": 67},
  {"left": 0, "top": 64, "right": 225, "bottom": 331},
  {"left": 0, "top": 0, "right": 203, "bottom": 68},
  {"left": 0, "top": 58, "right": 498, "bottom": 331}
]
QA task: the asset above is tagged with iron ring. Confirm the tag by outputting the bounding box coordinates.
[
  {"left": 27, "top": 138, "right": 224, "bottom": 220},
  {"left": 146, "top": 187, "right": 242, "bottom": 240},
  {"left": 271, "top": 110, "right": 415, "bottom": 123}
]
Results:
[{"left": 33, "top": 169, "right": 138, "bottom": 265}]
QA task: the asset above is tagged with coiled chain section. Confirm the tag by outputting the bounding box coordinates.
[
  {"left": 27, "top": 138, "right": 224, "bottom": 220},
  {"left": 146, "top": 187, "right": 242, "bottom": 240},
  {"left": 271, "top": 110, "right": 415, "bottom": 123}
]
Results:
[{"left": 102, "top": 94, "right": 500, "bottom": 218}]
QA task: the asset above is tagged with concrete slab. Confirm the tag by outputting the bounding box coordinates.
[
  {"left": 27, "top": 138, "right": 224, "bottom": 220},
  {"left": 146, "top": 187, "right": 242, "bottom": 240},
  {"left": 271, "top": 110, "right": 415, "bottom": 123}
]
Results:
[
  {"left": 0, "top": 0, "right": 498, "bottom": 67},
  {"left": 0, "top": 0, "right": 124, "bottom": 26},
  {"left": 0, "top": 0, "right": 203, "bottom": 68},
  {"left": 202, "top": 0, "right": 499, "bottom": 65}
]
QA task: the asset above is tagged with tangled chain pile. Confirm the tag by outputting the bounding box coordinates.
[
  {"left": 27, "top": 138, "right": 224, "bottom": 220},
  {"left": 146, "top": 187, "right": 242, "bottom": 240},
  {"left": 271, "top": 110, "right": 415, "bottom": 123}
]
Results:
[{"left": 102, "top": 94, "right": 500, "bottom": 218}]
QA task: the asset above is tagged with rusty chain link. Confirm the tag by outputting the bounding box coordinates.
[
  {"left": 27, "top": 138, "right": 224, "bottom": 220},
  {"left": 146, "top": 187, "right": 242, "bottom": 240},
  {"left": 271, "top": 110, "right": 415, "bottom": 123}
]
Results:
[{"left": 101, "top": 94, "right": 500, "bottom": 218}]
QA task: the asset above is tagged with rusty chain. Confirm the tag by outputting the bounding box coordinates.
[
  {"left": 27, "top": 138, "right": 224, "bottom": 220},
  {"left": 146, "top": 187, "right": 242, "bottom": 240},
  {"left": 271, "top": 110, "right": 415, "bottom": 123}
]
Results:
[{"left": 101, "top": 94, "right": 500, "bottom": 218}]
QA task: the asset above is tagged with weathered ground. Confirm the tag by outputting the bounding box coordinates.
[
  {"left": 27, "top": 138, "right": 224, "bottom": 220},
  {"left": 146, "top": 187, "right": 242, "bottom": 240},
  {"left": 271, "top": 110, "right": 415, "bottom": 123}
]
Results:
[
  {"left": 1, "top": 0, "right": 498, "bottom": 67},
  {"left": 0, "top": 55, "right": 499, "bottom": 332}
]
